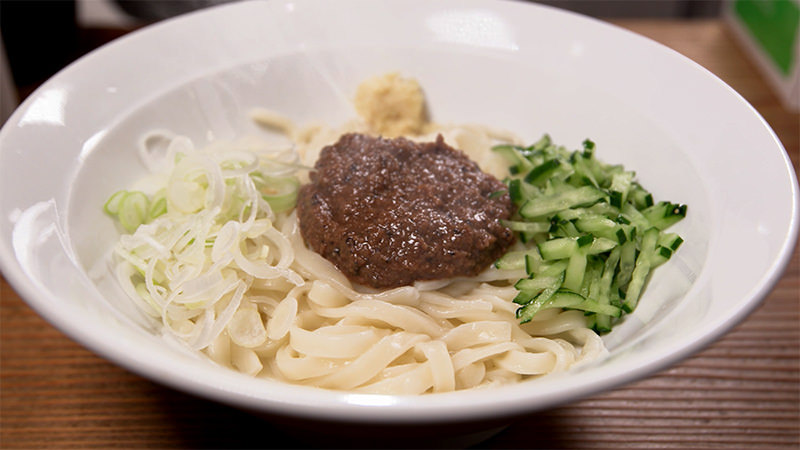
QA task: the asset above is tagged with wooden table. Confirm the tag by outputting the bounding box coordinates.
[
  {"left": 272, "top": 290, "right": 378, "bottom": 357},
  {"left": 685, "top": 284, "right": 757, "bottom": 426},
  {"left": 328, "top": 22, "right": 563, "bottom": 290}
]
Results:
[{"left": 1, "top": 19, "right": 798, "bottom": 449}]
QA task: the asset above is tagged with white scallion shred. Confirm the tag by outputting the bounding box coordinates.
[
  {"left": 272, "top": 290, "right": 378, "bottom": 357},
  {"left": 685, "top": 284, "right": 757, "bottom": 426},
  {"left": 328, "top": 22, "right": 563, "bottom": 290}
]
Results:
[{"left": 110, "top": 133, "right": 304, "bottom": 354}]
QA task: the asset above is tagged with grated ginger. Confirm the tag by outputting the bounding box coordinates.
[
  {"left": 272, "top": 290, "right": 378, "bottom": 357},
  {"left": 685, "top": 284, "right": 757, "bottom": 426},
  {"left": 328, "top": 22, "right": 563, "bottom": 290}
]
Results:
[{"left": 354, "top": 73, "right": 428, "bottom": 137}]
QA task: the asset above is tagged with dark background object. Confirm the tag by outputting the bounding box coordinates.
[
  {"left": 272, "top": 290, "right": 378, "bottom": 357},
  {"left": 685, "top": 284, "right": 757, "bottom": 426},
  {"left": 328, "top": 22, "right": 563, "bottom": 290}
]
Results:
[
  {"left": 1, "top": 0, "right": 78, "bottom": 87},
  {"left": 0, "top": 0, "right": 134, "bottom": 105},
  {"left": 113, "top": 0, "right": 234, "bottom": 21},
  {"left": 535, "top": 0, "right": 723, "bottom": 18}
]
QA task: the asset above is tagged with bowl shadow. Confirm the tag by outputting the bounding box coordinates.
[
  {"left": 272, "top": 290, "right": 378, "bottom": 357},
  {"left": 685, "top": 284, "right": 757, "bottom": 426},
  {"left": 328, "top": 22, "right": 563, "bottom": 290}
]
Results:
[{"left": 147, "top": 382, "right": 581, "bottom": 449}]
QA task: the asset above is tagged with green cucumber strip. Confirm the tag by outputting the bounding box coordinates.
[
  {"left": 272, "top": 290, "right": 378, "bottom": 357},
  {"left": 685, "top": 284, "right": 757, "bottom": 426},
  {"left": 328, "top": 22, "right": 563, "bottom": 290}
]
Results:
[
  {"left": 574, "top": 215, "right": 617, "bottom": 231},
  {"left": 570, "top": 155, "right": 599, "bottom": 188},
  {"left": 543, "top": 177, "right": 573, "bottom": 196},
  {"left": 520, "top": 231, "right": 541, "bottom": 244},
  {"left": 492, "top": 145, "right": 534, "bottom": 174},
  {"left": 585, "top": 237, "right": 618, "bottom": 255},
  {"left": 531, "top": 134, "right": 552, "bottom": 152},
  {"left": 575, "top": 215, "right": 625, "bottom": 242},
  {"left": 495, "top": 247, "right": 546, "bottom": 271},
  {"left": 576, "top": 234, "right": 593, "bottom": 247},
  {"left": 508, "top": 178, "right": 539, "bottom": 205},
  {"left": 519, "top": 186, "right": 606, "bottom": 219},
  {"left": 582, "top": 138, "right": 595, "bottom": 154},
  {"left": 539, "top": 260, "right": 569, "bottom": 276},
  {"left": 513, "top": 290, "right": 536, "bottom": 306},
  {"left": 600, "top": 246, "right": 622, "bottom": 300},
  {"left": 651, "top": 246, "right": 673, "bottom": 268},
  {"left": 620, "top": 202, "right": 650, "bottom": 229},
  {"left": 588, "top": 252, "right": 622, "bottom": 324},
  {"left": 538, "top": 237, "right": 578, "bottom": 260},
  {"left": 616, "top": 240, "right": 636, "bottom": 287},
  {"left": 608, "top": 171, "right": 634, "bottom": 208},
  {"left": 642, "top": 201, "right": 687, "bottom": 230},
  {"left": 553, "top": 208, "right": 587, "bottom": 222},
  {"left": 546, "top": 289, "right": 585, "bottom": 309},
  {"left": 578, "top": 257, "right": 603, "bottom": 297},
  {"left": 587, "top": 272, "right": 604, "bottom": 305},
  {"left": 594, "top": 314, "right": 612, "bottom": 332},
  {"left": 515, "top": 274, "right": 564, "bottom": 298},
  {"left": 658, "top": 233, "right": 684, "bottom": 251},
  {"left": 517, "top": 281, "right": 562, "bottom": 323},
  {"left": 563, "top": 252, "right": 587, "bottom": 291},
  {"left": 551, "top": 219, "right": 581, "bottom": 238},
  {"left": 501, "top": 219, "right": 550, "bottom": 234},
  {"left": 630, "top": 183, "right": 654, "bottom": 209},
  {"left": 623, "top": 227, "right": 659, "bottom": 312},
  {"left": 525, "top": 251, "right": 545, "bottom": 275},
  {"left": 593, "top": 249, "right": 618, "bottom": 332},
  {"left": 587, "top": 202, "right": 620, "bottom": 217},
  {"left": 551, "top": 289, "right": 622, "bottom": 318},
  {"left": 524, "top": 159, "right": 561, "bottom": 185},
  {"left": 495, "top": 250, "right": 526, "bottom": 270},
  {"left": 574, "top": 298, "right": 622, "bottom": 317}
]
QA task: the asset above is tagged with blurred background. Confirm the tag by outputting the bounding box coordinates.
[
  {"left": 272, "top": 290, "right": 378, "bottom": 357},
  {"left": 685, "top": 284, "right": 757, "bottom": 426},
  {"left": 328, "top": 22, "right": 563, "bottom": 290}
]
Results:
[{"left": 0, "top": 0, "right": 797, "bottom": 124}]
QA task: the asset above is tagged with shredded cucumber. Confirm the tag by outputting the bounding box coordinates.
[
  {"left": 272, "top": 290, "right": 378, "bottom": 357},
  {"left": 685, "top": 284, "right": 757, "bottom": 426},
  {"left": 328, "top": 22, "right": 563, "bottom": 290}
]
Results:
[{"left": 493, "top": 135, "right": 686, "bottom": 332}]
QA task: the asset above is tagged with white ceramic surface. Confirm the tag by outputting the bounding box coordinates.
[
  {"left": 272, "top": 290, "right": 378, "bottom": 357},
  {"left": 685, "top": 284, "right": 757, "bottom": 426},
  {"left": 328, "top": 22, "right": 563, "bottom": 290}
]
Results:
[{"left": 0, "top": 0, "right": 797, "bottom": 424}]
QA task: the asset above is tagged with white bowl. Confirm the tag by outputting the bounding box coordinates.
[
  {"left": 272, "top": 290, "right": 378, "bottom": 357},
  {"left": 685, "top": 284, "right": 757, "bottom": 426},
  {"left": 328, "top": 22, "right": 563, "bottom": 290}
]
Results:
[{"left": 1, "top": 0, "right": 797, "bottom": 427}]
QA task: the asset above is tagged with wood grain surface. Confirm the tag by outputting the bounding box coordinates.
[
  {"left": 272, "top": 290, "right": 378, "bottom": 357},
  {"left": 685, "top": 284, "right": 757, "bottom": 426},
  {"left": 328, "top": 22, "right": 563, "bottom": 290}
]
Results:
[{"left": 1, "top": 19, "right": 798, "bottom": 449}]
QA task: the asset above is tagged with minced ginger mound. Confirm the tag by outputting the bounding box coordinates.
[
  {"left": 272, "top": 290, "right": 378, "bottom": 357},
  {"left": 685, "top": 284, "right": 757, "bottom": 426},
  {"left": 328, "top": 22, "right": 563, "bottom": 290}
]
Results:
[{"left": 354, "top": 73, "right": 427, "bottom": 137}]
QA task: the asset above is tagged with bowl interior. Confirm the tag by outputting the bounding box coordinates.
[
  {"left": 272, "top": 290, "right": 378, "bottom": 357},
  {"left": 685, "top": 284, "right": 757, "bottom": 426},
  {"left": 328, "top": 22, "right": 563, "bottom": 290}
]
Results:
[
  {"left": 67, "top": 47, "right": 710, "bottom": 349},
  {"left": 1, "top": 0, "right": 795, "bottom": 423}
]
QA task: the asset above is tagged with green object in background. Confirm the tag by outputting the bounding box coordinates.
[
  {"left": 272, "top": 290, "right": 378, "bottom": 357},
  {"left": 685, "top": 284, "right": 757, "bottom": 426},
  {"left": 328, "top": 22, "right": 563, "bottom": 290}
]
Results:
[{"left": 734, "top": 0, "right": 800, "bottom": 76}]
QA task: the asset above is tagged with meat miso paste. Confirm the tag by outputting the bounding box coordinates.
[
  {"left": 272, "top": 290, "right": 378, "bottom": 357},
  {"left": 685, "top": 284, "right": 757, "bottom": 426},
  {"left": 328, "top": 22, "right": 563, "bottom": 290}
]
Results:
[{"left": 297, "top": 133, "right": 515, "bottom": 288}]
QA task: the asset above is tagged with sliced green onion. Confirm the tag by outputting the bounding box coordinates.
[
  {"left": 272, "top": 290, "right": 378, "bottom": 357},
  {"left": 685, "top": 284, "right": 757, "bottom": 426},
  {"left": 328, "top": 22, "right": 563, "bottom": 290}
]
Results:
[
  {"left": 148, "top": 190, "right": 167, "bottom": 220},
  {"left": 252, "top": 173, "right": 300, "bottom": 214},
  {"left": 103, "top": 190, "right": 128, "bottom": 216},
  {"left": 118, "top": 191, "right": 149, "bottom": 233}
]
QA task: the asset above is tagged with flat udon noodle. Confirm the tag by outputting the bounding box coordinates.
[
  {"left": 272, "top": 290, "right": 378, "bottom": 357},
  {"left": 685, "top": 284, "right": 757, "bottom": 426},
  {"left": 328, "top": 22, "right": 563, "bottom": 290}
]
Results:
[{"left": 113, "top": 114, "right": 606, "bottom": 395}]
